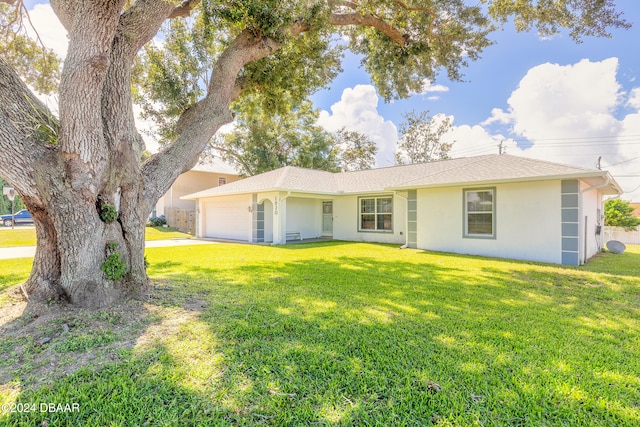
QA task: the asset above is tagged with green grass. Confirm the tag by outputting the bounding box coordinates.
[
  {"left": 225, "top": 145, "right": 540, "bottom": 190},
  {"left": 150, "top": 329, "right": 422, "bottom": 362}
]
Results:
[
  {"left": 0, "top": 228, "right": 37, "bottom": 247},
  {"left": 144, "top": 226, "right": 193, "bottom": 241},
  {"left": 0, "top": 226, "right": 191, "bottom": 247},
  {"left": 1, "top": 243, "right": 639, "bottom": 426}
]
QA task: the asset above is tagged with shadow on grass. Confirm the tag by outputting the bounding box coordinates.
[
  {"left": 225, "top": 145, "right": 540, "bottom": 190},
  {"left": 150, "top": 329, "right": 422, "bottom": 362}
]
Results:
[
  {"left": 4, "top": 345, "right": 245, "bottom": 426},
  {"left": 2, "top": 242, "right": 639, "bottom": 425}
]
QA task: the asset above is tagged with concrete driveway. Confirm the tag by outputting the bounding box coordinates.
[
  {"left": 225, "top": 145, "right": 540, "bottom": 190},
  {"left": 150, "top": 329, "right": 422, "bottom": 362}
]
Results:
[{"left": 0, "top": 239, "right": 219, "bottom": 260}]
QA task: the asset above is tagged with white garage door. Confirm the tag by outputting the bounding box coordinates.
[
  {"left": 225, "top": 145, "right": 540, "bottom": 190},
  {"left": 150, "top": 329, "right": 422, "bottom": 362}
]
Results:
[{"left": 203, "top": 195, "right": 251, "bottom": 241}]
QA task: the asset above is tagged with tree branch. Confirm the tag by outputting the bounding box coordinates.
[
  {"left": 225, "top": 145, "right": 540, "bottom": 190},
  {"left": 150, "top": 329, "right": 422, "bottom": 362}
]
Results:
[
  {"left": 0, "top": 57, "right": 56, "bottom": 200},
  {"left": 101, "top": 0, "right": 179, "bottom": 156},
  {"left": 390, "top": 0, "right": 436, "bottom": 16},
  {"left": 54, "top": 1, "right": 125, "bottom": 169},
  {"left": 169, "top": 0, "right": 200, "bottom": 19},
  {"left": 142, "top": 29, "right": 283, "bottom": 206},
  {"left": 49, "top": 0, "right": 77, "bottom": 32},
  {"left": 330, "top": 12, "right": 408, "bottom": 46}
]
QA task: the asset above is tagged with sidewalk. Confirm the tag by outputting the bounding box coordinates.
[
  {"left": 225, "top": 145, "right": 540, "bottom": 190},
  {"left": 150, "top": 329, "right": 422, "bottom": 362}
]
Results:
[{"left": 0, "top": 239, "right": 219, "bottom": 260}]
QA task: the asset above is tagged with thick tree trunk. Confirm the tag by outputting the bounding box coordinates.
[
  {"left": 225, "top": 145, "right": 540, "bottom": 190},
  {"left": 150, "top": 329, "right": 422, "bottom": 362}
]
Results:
[{"left": 21, "top": 178, "right": 151, "bottom": 308}]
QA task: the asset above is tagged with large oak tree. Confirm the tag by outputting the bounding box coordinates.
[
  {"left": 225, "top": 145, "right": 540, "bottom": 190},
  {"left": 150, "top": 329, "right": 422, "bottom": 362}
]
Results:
[{"left": 0, "top": 0, "right": 629, "bottom": 308}]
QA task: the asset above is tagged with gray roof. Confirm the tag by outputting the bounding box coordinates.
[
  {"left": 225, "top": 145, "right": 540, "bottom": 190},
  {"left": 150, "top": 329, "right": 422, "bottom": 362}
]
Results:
[
  {"left": 190, "top": 158, "right": 239, "bottom": 175},
  {"left": 183, "top": 154, "right": 621, "bottom": 200}
]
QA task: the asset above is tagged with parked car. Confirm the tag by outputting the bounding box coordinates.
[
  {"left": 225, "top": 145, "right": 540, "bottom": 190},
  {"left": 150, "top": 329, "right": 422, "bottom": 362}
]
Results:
[{"left": 1, "top": 209, "right": 33, "bottom": 227}]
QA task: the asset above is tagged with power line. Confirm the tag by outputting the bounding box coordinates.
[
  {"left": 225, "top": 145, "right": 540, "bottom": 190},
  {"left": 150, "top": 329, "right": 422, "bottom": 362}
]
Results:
[
  {"left": 624, "top": 184, "right": 640, "bottom": 193},
  {"left": 499, "top": 134, "right": 640, "bottom": 143},
  {"left": 603, "top": 155, "right": 640, "bottom": 168}
]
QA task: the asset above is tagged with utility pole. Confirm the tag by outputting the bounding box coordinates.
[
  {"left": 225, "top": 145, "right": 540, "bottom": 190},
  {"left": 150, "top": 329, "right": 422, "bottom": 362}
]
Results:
[
  {"left": 497, "top": 140, "right": 506, "bottom": 155},
  {"left": 8, "top": 188, "right": 15, "bottom": 230}
]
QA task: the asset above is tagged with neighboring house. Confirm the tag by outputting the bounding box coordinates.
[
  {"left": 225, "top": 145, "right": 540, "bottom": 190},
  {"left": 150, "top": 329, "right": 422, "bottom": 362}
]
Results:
[
  {"left": 154, "top": 158, "right": 240, "bottom": 229},
  {"left": 631, "top": 203, "right": 640, "bottom": 218},
  {"left": 183, "top": 154, "right": 621, "bottom": 265}
]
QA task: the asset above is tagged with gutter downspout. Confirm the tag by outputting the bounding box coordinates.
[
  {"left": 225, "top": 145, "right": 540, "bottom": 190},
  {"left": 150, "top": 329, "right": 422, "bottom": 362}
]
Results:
[{"left": 394, "top": 191, "right": 409, "bottom": 249}]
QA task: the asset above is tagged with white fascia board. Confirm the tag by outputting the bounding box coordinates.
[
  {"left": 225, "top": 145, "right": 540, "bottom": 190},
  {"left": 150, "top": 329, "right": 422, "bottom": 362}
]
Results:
[
  {"left": 384, "top": 172, "right": 611, "bottom": 191},
  {"left": 181, "top": 187, "right": 339, "bottom": 201}
]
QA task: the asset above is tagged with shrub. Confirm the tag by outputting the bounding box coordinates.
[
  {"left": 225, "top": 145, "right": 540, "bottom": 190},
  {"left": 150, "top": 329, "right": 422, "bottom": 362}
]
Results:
[
  {"left": 605, "top": 199, "right": 640, "bottom": 231},
  {"left": 147, "top": 215, "right": 167, "bottom": 227},
  {"left": 101, "top": 252, "right": 127, "bottom": 281},
  {"left": 101, "top": 242, "right": 127, "bottom": 281},
  {"left": 99, "top": 203, "right": 118, "bottom": 223}
]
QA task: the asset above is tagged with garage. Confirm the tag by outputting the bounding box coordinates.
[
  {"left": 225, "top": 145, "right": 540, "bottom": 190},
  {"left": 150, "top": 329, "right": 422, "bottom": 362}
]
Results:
[{"left": 202, "top": 194, "right": 251, "bottom": 241}]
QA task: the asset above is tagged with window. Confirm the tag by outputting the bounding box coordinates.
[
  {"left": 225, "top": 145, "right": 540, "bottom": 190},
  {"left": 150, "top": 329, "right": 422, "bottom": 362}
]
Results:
[
  {"left": 218, "top": 177, "right": 227, "bottom": 186},
  {"left": 464, "top": 188, "right": 495, "bottom": 238},
  {"left": 359, "top": 196, "right": 392, "bottom": 231}
]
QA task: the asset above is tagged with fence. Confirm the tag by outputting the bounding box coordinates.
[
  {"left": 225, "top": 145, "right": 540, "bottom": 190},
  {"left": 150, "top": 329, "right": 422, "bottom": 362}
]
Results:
[
  {"left": 603, "top": 226, "right": 640, "bottom": 245},
  {"left": 165, "top": 207, "right": 195, "bottom": 235}
]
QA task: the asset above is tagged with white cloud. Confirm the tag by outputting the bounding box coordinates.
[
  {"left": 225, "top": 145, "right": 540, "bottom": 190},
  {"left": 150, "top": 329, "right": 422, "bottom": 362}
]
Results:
[
  {"left": 470, "top": 57, "right": 640, "bottom": 199},
  {"left": 318, "top": 85, "right": 398, "bottom": 167},
  {"left": 24, "top": 4, "right": 68, "bottom": 59},
  {"left": 506, "top": 58, "right": 623, "bottom": 141},
  {"left": 627, "top": 88, "right": 640, "bottom": 110},
  {"left": 421, "top": 80, "right": 449, "bottom": 94},
  {"left": 481, "top": 108, "right": 511, "bottom": 126},
  {"left": 409, "top": 79, "right": 450, "bottom": 99},
  {"left": 445, "top": 123, "right": 505, "bottom": 158}
]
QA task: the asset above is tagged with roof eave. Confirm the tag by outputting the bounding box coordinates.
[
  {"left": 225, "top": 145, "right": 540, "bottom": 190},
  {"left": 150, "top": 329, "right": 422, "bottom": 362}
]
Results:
[
  {"left": 385, "top": 171, "right": 611, "bottom": 191},
  {"left": 181, "top": 187, "right": 340, "bottom": 200}
]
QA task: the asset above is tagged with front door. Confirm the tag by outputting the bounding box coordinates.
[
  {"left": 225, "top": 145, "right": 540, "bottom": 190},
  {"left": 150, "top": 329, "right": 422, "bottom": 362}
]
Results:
[{"left": 322, "top": 201, "right": 333, "bottom": 236}]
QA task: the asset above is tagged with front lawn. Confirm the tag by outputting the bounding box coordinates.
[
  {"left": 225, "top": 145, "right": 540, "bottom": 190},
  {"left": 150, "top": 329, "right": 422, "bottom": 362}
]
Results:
[
  {"left": 0, "top": 226, "right": 191, "bottom": 247},
  {"left": 1, "top": 243, "right": 639, "bottom": 426},
  {"left": 0, "top": 228, "right": 37, "bottom": 247},
  {"left": 144, "top": 226, "right": 193, "bottom": 241}
]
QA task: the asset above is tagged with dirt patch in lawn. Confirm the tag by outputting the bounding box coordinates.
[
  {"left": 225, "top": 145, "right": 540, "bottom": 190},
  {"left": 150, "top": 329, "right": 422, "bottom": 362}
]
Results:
[{"left": 0, "top": 284, "right": 208, "bottom": 392}]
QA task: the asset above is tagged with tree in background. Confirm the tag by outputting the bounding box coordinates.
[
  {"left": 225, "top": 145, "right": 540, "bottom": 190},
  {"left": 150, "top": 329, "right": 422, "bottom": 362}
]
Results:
[
  {"left": 395, "top": 110, "right": 454, "bottom": 165},
  {"left": 605, "top": 199, "right": 640, "bottom": 231},
  {"left": 0, "top": 177, "right": 26, "bottom": 216},
  {"left": 0, "top": 4, "right": 60, "bottom": 94},
  {"left": 209, "top": 96, "right": 341, "bottom": 176},
  {"left": 335, "top": 128, "right": 377, "bottom": 172},
  {"left": 0, "top": 1, "right": 629, "bottom": 308}
]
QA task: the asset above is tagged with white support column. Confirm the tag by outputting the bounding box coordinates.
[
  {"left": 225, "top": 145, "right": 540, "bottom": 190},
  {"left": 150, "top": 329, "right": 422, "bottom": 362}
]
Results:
[
  {"left": 196, "top": 199, "right": 205, "bottom": 238},
  {"left": 272, "top": 195, "right": 287, "bottom": 244}
]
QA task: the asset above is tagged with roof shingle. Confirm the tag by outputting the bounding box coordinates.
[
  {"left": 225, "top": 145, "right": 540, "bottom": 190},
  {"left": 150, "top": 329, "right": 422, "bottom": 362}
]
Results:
[{"left": 183, "top": 154, "right": 618, "bottom": 200}]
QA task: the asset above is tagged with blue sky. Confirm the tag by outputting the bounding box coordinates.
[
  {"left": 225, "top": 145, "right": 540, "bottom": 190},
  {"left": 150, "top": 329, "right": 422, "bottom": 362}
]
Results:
[
  {"left": 23, "top": 1, "right": 640, "bottom": 199},
  {"left": 312, "top": 0, "right": 640, "bottom": 199}
]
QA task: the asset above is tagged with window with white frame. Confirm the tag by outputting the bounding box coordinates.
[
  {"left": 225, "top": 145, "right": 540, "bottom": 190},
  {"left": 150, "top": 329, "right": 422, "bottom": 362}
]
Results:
[
  {"left": 464, "top": 188, "right": 495, "bottom": 238},
  {"left": 359, "top": 196, "right": 393, "bottom": 231}
]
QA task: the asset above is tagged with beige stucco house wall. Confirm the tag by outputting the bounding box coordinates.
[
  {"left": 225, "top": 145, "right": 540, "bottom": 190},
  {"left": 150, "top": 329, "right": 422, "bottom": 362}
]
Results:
[{"left": 154, "top": 160, "right": 240, "bottom": 229}]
